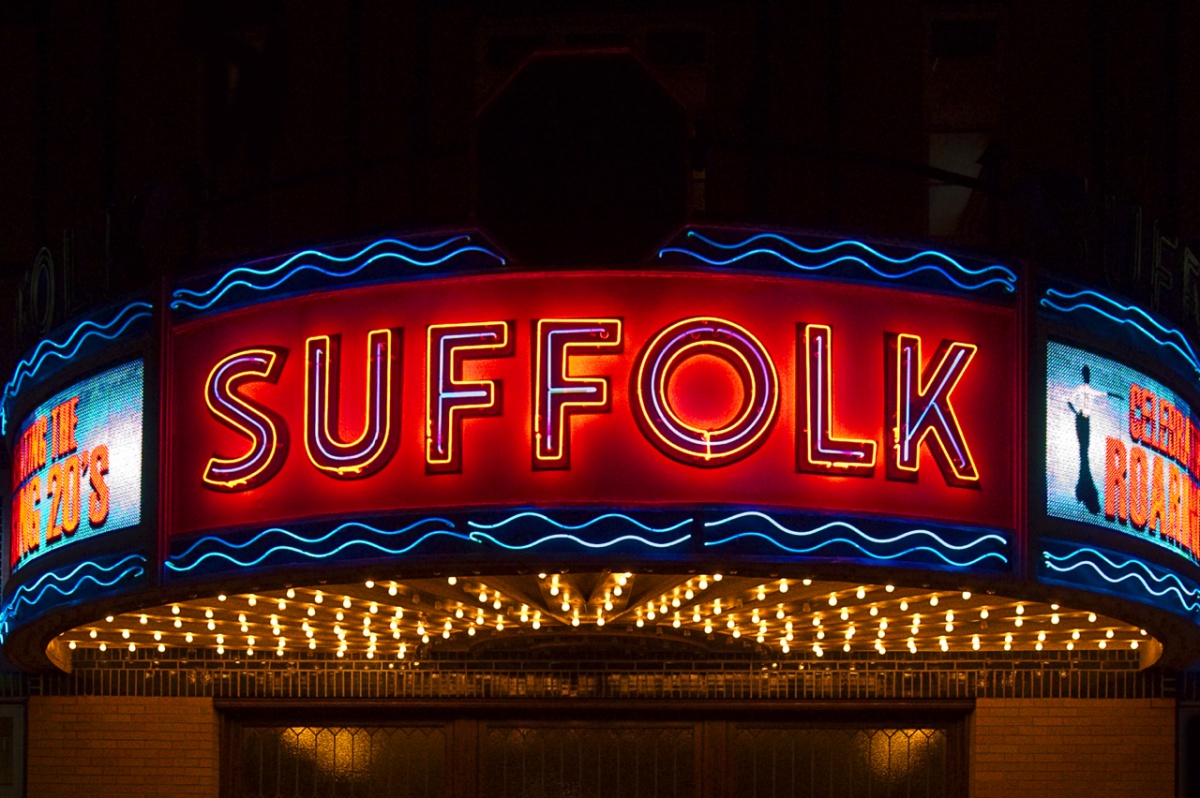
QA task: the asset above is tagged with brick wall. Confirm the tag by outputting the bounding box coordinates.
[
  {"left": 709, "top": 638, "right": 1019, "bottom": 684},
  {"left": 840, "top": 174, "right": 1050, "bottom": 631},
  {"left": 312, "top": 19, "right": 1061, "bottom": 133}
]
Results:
[
  {"left": 973, "top": 698, "right": 1175, "bottom": 798},
  {"left": 26, "top": 695, "right": 218, "bottom": 798}
]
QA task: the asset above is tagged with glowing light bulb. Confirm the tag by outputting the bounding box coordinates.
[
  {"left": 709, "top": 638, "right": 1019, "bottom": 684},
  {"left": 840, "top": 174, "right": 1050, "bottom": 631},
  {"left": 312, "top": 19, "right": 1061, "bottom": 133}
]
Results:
[
  {"left": 962, "top": 591, "right": 971, "bottom": 600},
  {"left": 779, "top": 579, "right": 788, "bottom": 593},
  {"left": 980, "top": 608, "right": 989, "bottom": 620},
  {"left": 171, "top": 605, "right": 180, "bottom": 615},
  {"left": 286, "top": 588, "right": 296, "bottom": 599},
  {"left": 929, "top": 595, "right": 939, "bottom": 607},
  {"left": 856, "top": 587, "right": 866, "bottom": 600},
  {"left": 900, "top": 600, "right": 909, "bottom": 612},
  {"left": 828, "top": 594, "right": 838, "bottom": 607},
  {"left": 1088, "top": 612, "right": 1097, "bottom": 623}
]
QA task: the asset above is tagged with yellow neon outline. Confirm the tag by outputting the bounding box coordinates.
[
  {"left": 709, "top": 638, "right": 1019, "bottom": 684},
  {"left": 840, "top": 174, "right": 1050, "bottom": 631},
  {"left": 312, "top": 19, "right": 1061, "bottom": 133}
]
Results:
[
  {"left": 303, "top": 329, "right": 395, "bottom": 476},
  {"left": 425, "top": 321, "right": 510, "bottom": 468},
  {"left": 533, "top": 318, "right": 622, "bottom": 464},
  {"left": 891, "top": 333, "right": 979, "bottom": 482},
  {"left": 634, "top": 317, "right": 779, "bottom": 462},
  {"left": 657, "top": 340, "right": 757, "bottom": 437},
  {"left": 802, "top": 324, "right": 877, "bottom": 470},
  {"left": 203, "top": 348, "right": 283, "bottom": 490}
]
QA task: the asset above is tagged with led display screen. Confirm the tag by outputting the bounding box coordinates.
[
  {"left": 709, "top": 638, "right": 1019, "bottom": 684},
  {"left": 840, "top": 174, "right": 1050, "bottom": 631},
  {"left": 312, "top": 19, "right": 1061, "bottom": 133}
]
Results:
[
  {"left": 1047, "top": 341, "right": 1200, "bottom": 562},
  {"left": 9, "top": 360, "right": 143, "bottom": 571}
]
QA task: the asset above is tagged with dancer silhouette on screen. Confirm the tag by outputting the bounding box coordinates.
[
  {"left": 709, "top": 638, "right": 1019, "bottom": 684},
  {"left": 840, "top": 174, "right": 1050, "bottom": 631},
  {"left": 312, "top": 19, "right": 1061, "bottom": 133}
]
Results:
[{"left": 1067, "top": 364, "right": 1120, "bottom": 514}]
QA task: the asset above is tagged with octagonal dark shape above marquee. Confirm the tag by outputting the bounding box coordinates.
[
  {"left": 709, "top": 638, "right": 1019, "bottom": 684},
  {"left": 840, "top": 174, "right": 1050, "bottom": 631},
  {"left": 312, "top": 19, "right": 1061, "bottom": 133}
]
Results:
[{"left": 476, "top": 51, "right": 688, "bottom": 266}]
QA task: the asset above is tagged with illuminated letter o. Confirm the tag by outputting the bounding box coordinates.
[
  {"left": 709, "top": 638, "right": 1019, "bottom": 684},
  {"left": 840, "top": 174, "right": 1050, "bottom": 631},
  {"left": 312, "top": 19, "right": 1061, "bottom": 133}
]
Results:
[{"left": 633, "top": 317, "right": 779, "bottom": 466}]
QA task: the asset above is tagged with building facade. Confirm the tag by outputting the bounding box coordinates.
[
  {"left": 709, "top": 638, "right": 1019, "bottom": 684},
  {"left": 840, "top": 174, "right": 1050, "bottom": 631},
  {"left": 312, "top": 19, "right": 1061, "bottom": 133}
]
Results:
[{"left": 2, "top": 3, "right": 1200, "bottom": 797}]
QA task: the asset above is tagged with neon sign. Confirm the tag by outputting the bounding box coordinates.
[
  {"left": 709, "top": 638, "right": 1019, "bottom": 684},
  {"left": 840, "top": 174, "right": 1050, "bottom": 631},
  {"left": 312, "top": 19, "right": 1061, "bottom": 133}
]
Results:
[
  {"left": 1046, "top": 341, "right": 1200, "bottom": 562},
  {"left": 170, "top": 273, "right": 1017, "bottom": 540},
  {"left": 10, "top": 360, "right": 143, "bottom": 570}
]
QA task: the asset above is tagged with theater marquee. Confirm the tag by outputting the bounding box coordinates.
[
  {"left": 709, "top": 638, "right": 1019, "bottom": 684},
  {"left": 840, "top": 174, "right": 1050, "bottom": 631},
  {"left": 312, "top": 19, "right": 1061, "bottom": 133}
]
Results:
[{"left": 168, "top": 271, "right": 1018, "bottom": 547}]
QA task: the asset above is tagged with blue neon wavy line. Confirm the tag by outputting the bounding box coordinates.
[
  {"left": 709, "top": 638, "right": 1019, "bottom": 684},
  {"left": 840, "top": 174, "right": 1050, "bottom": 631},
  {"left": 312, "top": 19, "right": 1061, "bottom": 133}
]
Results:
[
  {"left": 171, "top": 241, "right": 505, "bottom": 311},
  {"left": 4, "top": 554, "right": 145, "bottom": 605},
  {"left": 2, "top": 301, "right": 152, "bottom": 412},
  {"left": 174, "top": 236, "right": 472, "bottom": 301},
  {"left": 1041, "top": 288, "right": 1200, "bottom": 374},
  {"left": 468, "top": 531, "right": 690, "bottom": 550},
  {"left": 1043, "top": 548, "right": 1200, "bottom": 597},
  {"left": 703, "top": 532, "right": 1007, "bottom": 567},
  {"left": 0, "top": 565, "right": 144, "bottom": 643},
  {"left": 166, "top": 530, "right": 470, "bottom": 571},
  {"left": 704, "top": 511, "right": 1007, "bottom": 551},
  {"left": 5, "top": 566, "right": 145, "bottom": 620},
  {"left": 1043, "top": 559, "right": 1200, "bottom": 613},
  {"left": 684, "top": 231, "right": 1017, "bottom": 280},
  {"left": 0, "top": 555, "right": 146, "bottom": 626},
  {"left": 467, "top": 512, "right": 692, "bottom": 534},
  {"left": 659, "top": 247, "right": 1015, "bottom": 293},
  {"left": 171, "top": 518, "right": 456, "bottom": 561}
]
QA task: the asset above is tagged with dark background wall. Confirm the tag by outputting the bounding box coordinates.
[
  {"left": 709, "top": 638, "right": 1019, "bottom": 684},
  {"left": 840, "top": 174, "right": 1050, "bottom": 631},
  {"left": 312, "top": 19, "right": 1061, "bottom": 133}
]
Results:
[{"left": 2, "top": 0, "right": 1198, "bottom": 413}]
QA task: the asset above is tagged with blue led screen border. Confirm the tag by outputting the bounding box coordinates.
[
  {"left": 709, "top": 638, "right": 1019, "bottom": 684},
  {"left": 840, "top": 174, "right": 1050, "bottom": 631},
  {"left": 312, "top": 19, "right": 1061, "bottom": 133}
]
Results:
[
  {"left": 1046, "top": 341, "right": 1200, "bottom": 565},
  {"left": 9, "top": 360, "right": 144, "bottom": 572}
]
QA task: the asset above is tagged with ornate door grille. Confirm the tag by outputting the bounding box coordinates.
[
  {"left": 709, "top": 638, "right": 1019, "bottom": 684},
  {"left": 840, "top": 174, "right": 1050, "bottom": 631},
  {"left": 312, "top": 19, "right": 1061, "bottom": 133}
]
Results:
[{"left": 226, "top": 706, "right": 965, "bottom": 798}]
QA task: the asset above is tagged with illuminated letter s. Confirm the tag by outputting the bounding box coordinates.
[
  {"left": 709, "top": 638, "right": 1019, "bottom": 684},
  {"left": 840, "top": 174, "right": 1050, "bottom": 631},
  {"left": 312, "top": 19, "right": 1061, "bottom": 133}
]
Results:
[{"left": 203, "top": 347, "right": 289, "bottom": 491}]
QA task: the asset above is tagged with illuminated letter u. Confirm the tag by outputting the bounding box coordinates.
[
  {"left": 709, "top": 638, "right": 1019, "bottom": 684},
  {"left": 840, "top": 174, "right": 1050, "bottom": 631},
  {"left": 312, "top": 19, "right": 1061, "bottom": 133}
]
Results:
[{"left": 305, "top": 329, "right": 401, "bottom": 478}]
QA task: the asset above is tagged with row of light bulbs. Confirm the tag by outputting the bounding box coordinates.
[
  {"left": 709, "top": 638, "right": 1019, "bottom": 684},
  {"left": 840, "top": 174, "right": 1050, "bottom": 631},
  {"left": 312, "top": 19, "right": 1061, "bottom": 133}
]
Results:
[{"left": 58, "top": 574, "right": 1149, "bottom": 659}]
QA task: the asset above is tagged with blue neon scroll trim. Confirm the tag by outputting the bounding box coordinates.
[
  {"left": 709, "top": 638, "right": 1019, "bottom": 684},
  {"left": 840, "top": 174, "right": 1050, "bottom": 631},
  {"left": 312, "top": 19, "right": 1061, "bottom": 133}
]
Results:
[
  {"left": 466, "top": 512, "right": 692, "bottom": 550},
  {"left": 166, "top": 518, "right": 466, "bottom": 572},
  {"left": 1, "top": 301, "right": 153, "bottom": 433},
  {"left": 467, "top": 512, "right": 691, "bottom": 534},
  {"left": 1040, "top": 288, "right": 1200, "bottom": 377},
  {"left": 0, "top": 554, "right": 146, "bottom": 641},
  {"left": 703, "top": 511, "right": 1008, "bottom": 568},
  {"left": 1042, "top": 547, "right": 1200, "bottom": 614},
  {"left": 171, "top": 235, "right": 506, "bottom": 312},
  {"left": 660, "top": 231, "right": 1017, "bottom": 294}
]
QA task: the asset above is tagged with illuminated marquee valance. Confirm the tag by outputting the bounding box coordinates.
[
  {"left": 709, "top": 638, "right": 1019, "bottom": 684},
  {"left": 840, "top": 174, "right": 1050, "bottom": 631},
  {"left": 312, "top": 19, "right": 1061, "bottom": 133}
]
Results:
[{"left": 169, "top": 272, "right": 1017, "bottom": 542}]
